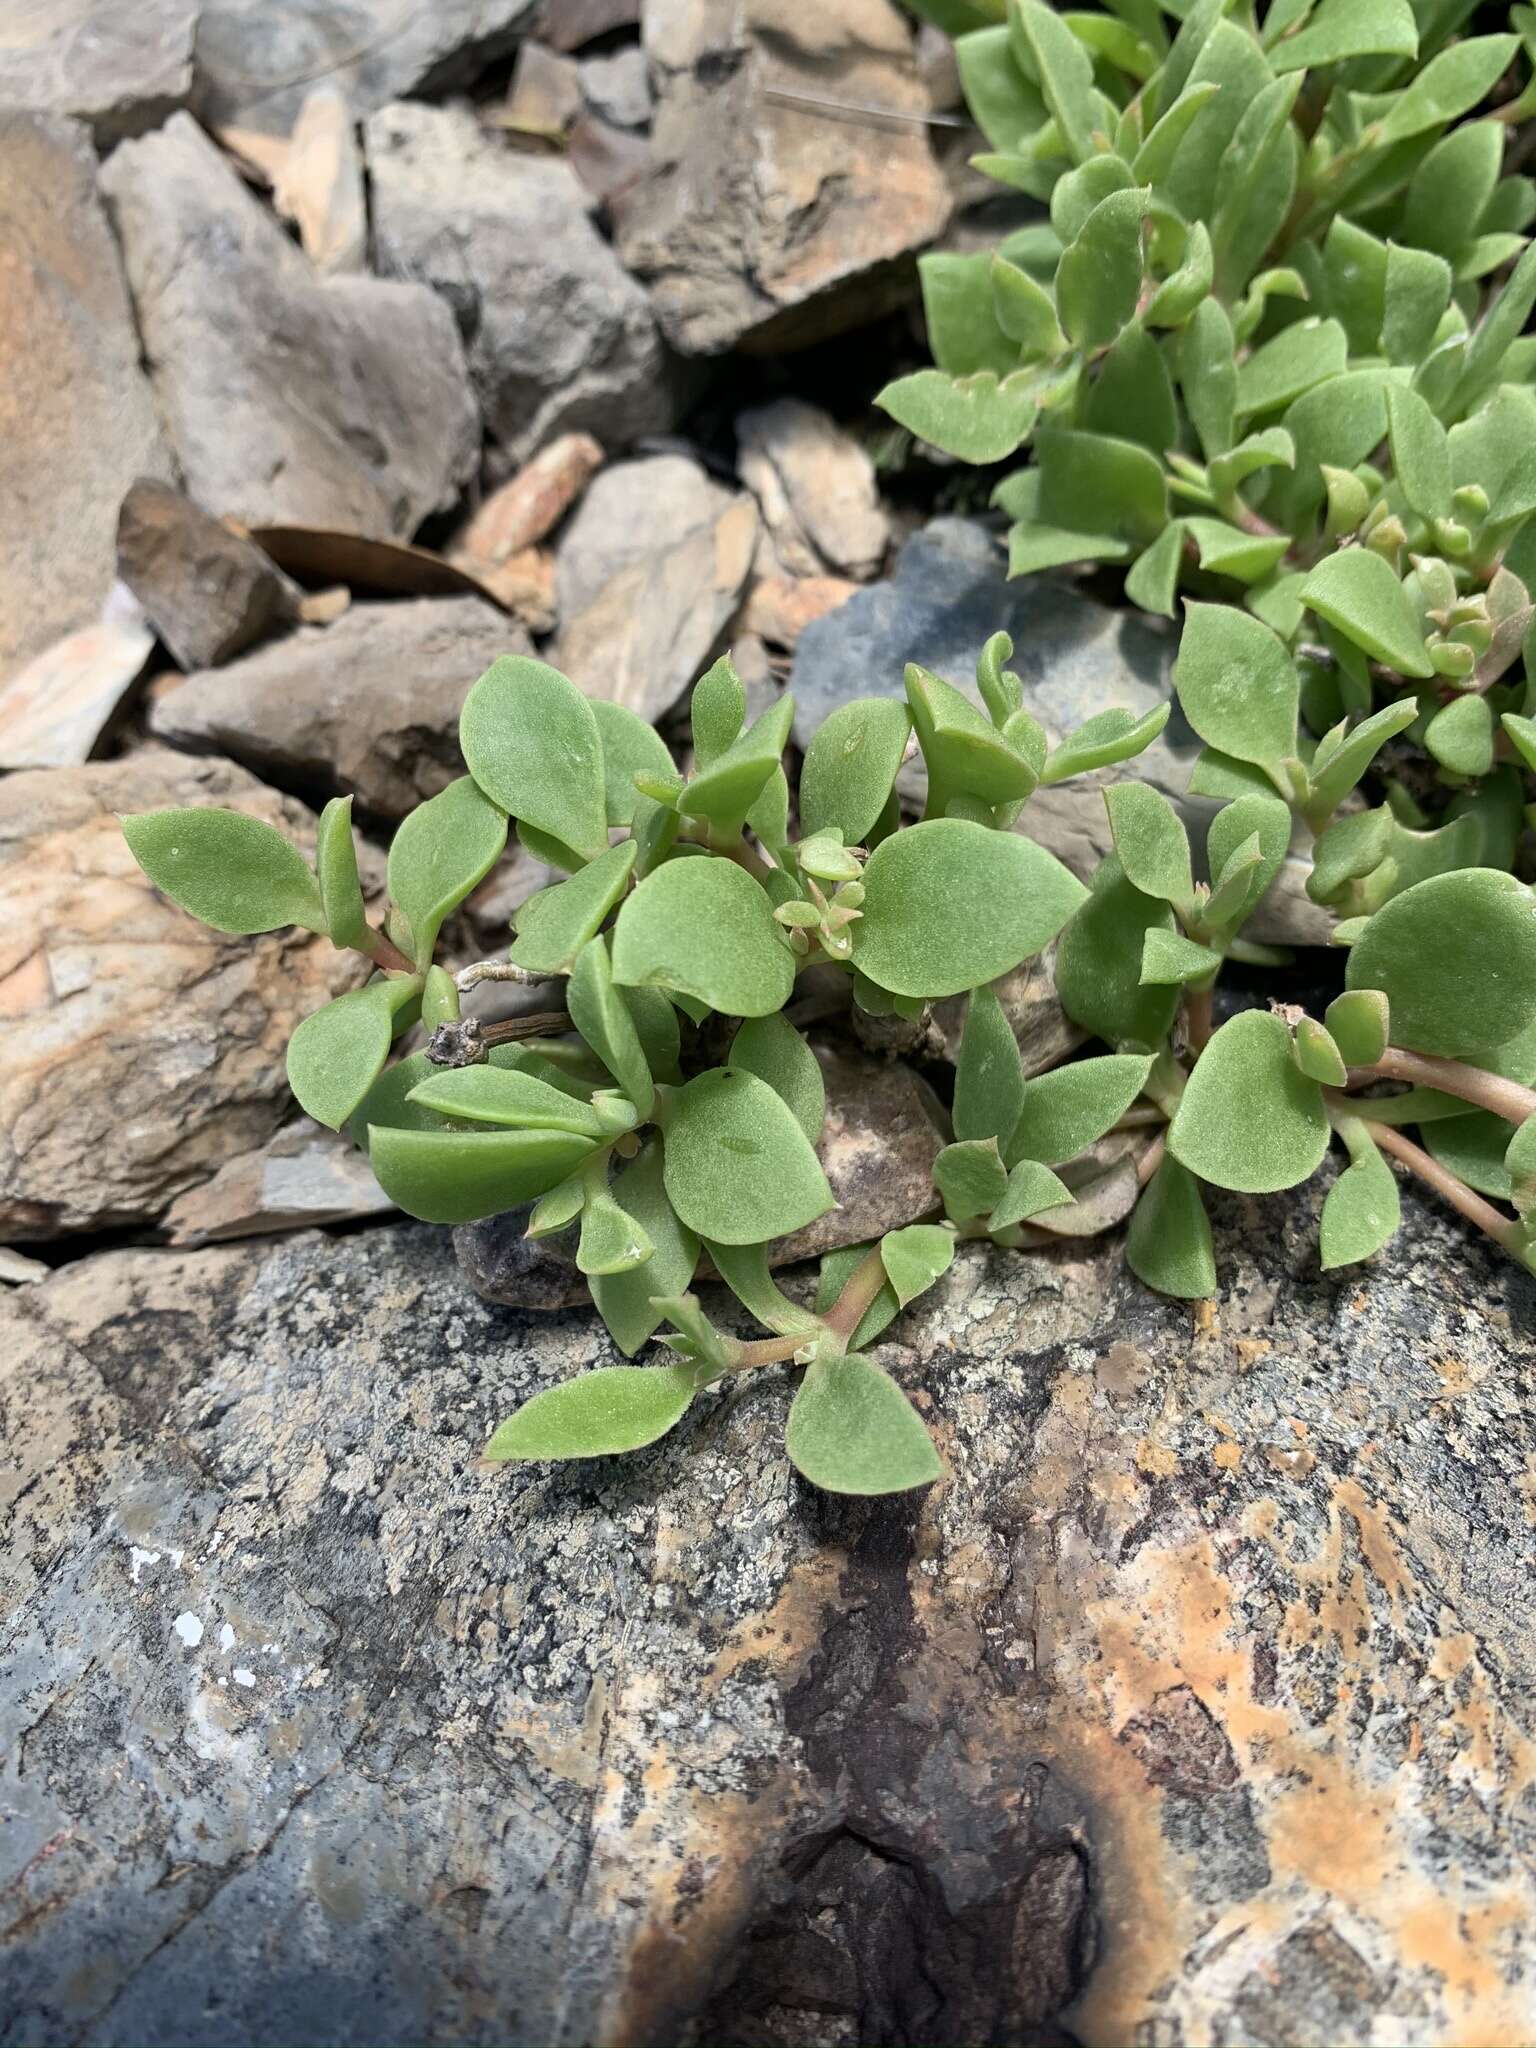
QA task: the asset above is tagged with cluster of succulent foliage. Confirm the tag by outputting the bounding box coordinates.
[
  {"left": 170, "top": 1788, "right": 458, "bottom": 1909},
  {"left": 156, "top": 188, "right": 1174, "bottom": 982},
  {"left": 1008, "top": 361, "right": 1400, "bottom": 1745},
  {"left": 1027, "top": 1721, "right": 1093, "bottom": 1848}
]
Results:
[
  {"left": 124, "top": 645, "right": 1536, "bottom": 1494},
  {"left": 884, "top": 0, "right": 1536, "bottom": 909}
]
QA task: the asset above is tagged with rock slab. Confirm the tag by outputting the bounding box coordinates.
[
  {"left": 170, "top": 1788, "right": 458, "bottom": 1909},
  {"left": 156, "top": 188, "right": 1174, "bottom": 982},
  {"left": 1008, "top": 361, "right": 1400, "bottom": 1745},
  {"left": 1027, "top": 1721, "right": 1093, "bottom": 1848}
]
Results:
[
  {"left": 0, "top": 749, "right": 373, "bottom": 1240},
  {"left": 791, "top": 519, "right": 1331, "bottom": 946},
  {"left": 366, "top": 100, "right": 681, "bottom": 473},
  {"left": 0, "top": 0, "right": 197, "bottom": 140},
  {"left": 117, "top": 480, "right": 302, "bottom": 672},
  {"left": 0, "top": 111, "right": 171, "bottom": 688},
  {"left": 150, "top": 597, "right": 527, "bottom": 821},
  {"left": 3, "top": 1182, "right": 1533, "bottom": 2044},
  {"left": 102, "top": 114, "right": 479, "bottom": 541}
]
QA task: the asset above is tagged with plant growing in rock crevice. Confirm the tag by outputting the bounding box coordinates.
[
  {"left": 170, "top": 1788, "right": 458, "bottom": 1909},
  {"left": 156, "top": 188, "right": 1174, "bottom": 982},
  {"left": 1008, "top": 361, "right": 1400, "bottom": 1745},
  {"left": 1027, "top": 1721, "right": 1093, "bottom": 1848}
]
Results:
[
  {"left": 123, "top": 643, "right": 1536, "bottom": 1494},
  {"left": 883, "top": 0, "right": 1536, "bottom": 911}
]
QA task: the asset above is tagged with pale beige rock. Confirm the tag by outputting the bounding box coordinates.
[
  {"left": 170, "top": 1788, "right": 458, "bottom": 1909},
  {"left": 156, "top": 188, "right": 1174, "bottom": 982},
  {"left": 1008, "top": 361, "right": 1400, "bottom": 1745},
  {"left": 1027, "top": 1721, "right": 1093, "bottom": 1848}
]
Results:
[
  {"left": 0, "top": 750, "right": 376, "bottom": 1239},
  {"left": 0, "top": 1245, "right": 49, "bottom": 1284},
  {"left": 455, "top": 548, "right": 558, "bottom": 633},
  {"left": 738, "top": 398, "right": 890, "bottom": 578},
  {"left": 0, "top": 587, "right": 154, "bottom": 772},
  {"left": 453, "top": 433, "right": 605, "bottom": 565},
  {"left": 740, "top": 573, "right": 859, "bottom": 649},
  {"left": 554, "top": 451, "right": 734, "bottom": 617},
  {"left": 0, "top": 112, "right": 172, "bottom": 688},
  {"left": 161, "top": 1117, "right": 393, "bottom": 1246},
  {"left": 116, "top": 479, "right": 302, "bottom": 671},
  {"left": 533, "top": 0, "right": 641, "bottom": 49},
  {"left": 502, "top": 40, "right": 583, "bottom": 135},
  {"left": 617, "top": 0, "right": 951, "bottom": 354},
  {"left": 274, "top": 85, "right": 366, "bottom": 274}
]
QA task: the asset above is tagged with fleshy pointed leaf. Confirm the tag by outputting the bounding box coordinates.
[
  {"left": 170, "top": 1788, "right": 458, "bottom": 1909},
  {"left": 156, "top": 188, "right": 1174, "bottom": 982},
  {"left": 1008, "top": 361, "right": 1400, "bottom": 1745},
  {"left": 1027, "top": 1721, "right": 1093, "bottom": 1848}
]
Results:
[
  {"left": 459, "top": 655, "right": 607, "bottom": 864},
  {"left": 729, "top": 1012, "right": 826, "bottom": 1145},
  {"left": 786, "top": 1356, "right": 943, "bottom": 1497},
  {"left": 880, "top": 1224, "right": 955, "bottom": 1309},
  {"left": 1174, "top": 602, "right": 1298, "bottom": 773},
  {"left": 1320, "top": 1122, "right": 1401, "bottom": 1270},
  {"left": 1126, "top": 1155, "right": 1215, "bottom": 1298},
  {"left": 316, "top": 795, "right": 369, "bottom": 951},
  {"left": 122, "top": 807, "right": 326, "bottom": 935},
  {"left": 287, "top": 976, "right": 422, "bottom": 1131},
  {"left": 590, "top": 1137, "right": 700, "bottom": 1356},
  {"left": 612, "top": 859, "right": 794, "bottom": 1019},
  {"left": 1009, "top": 1054, "right": 1153, "bottom": 1166},
  {"left": 485, "top": 1364, "right": 697, "bottom": 1462},
  {"left": 510, "top": 840, "right": 636, "bottom": 974},
  {"left": 799, "top": 699, "right": 914, "bottom": 848},
  {"left": 876, "top": 369, "right": 1041, "bottom": 463},
  {"left": 1168, "top": 1009, "right": 1330, "bottom": 1193},
  {"left": 953, "top": 983, "right": 1027, "bottom": 1146},
  {"left": 368, "top": 1124, "right": 597, "bottom": 1224},
  {"left": 934, "top": 1137, "right": 1009, "bottom": 1222},
  {"left": 662, "top": 1068, "right": 834, "bottom": 1245},
  {"left": 567, "top": 933, "right": 655, "bottom": 1120},
  {"left": 1300, "top": 551, "right": 1433, "bottom": 679},
  {"left": 406, "top": 1065, "right": 607, "bottom": 1136},
  {"left": 989, "top": 1157, "right": 1073, "bottom": 1231},
  {"left": 592, "top": 700, "right": 676, "bottom": 827},
  {"left": 387, "top": 776, "right": 508, "bottom": 968}
]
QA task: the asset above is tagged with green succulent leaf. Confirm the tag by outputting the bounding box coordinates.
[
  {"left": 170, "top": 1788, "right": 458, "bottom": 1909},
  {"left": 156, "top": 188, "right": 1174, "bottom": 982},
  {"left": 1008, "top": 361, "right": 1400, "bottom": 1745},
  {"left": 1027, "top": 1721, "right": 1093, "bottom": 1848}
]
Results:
[
  {"left": 880, "top": 1224, "right": 955, "bottom": 1309},
  {"left": 405, "top": 1064, "right": 607, "bottom": 1137},
  {"left": 1126, "top": 1153, "right": 1215, "bottom": 1299},
  {"left": 1036, "top": 426, "right": 1169, "bottom": 544},
  {"left": 1320, "top": 1121, "right": 1402, "bottom": 1271},
  {"left": 1040, "top": 703, "right": 1170, "bottom": 783},
  {"left": 1055, "top": 855, "right": 1181, "bottom": 1050},
  {"left": 567, "top": 933, "right": 656, "bottom": 1121},
  {"left": 953, "top": 983, "right": 1028, "bottom": 1147},
  {"left": 612, "top": 859, "right": 794, "bottom": 1019},
  {"left": 991, "top": 252, "right": 1067, "bottom": 355},
  {"left": 1324, "top": 989, "right": 1389, "bottom": 1066},
  {"left": 510, "top": 839, "right": 636, "bottom": 974},
  {"left": 591, "top": 700, "right": 676, "bottom": 828},
  {"left": 989, "top": 1156, "right": 1073, "bottom": 1231},
  {"left": 1168, "top": 1009, "right": 1330, "bottom": 1193},
  {"left": 1293, "top": 1016, "right": 1347, "bottom": 1087},
  {"left": 459, "top": 655, "right": 606, "bottom": 866},
  {"left": 1009, "top": 1053, "right": 1153, "bottom": 1166},
  {"left": 1103, "top": 784, "right": 1195, "bottom": 912},
  {"left": 799, "top": 698, "right": 913, "bottom": 846},
  {"left": 486, "top": 1364, "right": 698, "bottom": 1463},
  {"left": 1345, "top": 869, "right": 1536, "bottom": 1060},
  {"left": 1423, "top": 1110, "right": 1515, "bottom": 1201},
  {"left": 1374, "top": 34, "right": 1518, "bottom": 150},
  {"left": 577, "top": 1185, "right": 656, "bottom": 1277},
  {"left": 855, "top": 818, "right": 1086, "bottom": 1000},
  {"left": 1056, "top": 188, "right": 1151, "bottom": 348},
  {"left": 785, "top": 1355, "right": 943, "bottom": 1497},
  {"left": 286, "top": 976, "right": 423, "bottom": 1131},
  {"left": 816, "top": 1242, "right": 902, "bottom": 1351},
  {"left": 122, "top": 807, "right": 326, "bottom": 936},
  {"left": 1140, "top": 928, "right": 1221, "bottom": 985},
  {"left": 1424, "top": 694, "right": 1494, "bottom": 779},
  {"left": 368, "top": 1123, "right": 598, "bottom": 1224},
  {"left": 1306, "top": 698, "right": 1419, "bottom": 821},
  {"left": 315, "top": 795, "right": 369, "bottom": 951},
  {"left": 680, "top": 694, "right": 795, "bottom": 833},
  {"left": 934, "top": 1137, "right": 1009, "bottom": 1222},
  {"left": 906, "top": 662, "right": 1039, "bottom": 812},
  {"left": 728, "top": 1012, "right": 826, "bottom": 1146},
  {"left": 662, "top": 1068, "right": 834, "bottom": 1245},
  {"left": 387, "top": 776, "right": 508, "bottom": 968},
  {"left": 1174, "top": 602, "right": 1298, "bottom": 776},
  {"left": 1300, "top": 551, "right": 1433, "bottom": 679},
  {"left": 691, "top": 655, "right": 746, "bottom": 768},
  {"left": 1269, "top": 0, "right": 1416, "bottom": 71},
  {"left": 590, "top": 1137, "right": 700, "bottom": 1356},
  {"left": 877, "top": 368, "right": 1042, "bottom": 463}
]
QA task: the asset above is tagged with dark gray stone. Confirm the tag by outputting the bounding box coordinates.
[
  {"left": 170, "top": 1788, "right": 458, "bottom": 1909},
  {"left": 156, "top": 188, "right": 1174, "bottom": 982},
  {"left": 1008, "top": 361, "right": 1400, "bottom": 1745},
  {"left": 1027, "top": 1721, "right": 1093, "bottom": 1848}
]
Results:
[
  {"left": 4, "top": 1177, "right": 1534, "bottom": 2045},
  {"left": 790, "top": 518, "right": 1331, "bottom": 945},
  {"left": 117, "top": 480, "right": 301, "bottom": 672}
]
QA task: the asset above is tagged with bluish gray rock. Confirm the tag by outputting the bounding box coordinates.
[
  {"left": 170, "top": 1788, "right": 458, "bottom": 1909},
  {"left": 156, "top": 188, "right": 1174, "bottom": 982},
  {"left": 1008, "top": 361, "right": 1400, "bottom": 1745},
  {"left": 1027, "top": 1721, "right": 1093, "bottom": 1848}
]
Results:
[{"left": 790, "top": 519, "right": 1331, "bottom": 945}]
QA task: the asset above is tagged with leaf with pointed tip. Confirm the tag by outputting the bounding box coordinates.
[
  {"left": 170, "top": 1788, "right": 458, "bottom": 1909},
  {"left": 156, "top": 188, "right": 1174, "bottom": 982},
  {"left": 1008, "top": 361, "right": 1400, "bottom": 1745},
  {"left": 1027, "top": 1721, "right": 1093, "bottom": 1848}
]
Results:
[
  {"left": 567, "top": 933, "right": 655, "bottom": 1120},
  {"left": 991, "top": 253, "right": 1067, "bottom": 356},
  {"left": 1009, "top": 1054, "right": 1153, "bottom": 1167},
  {"left": 906, "top": 663, "right": 1038, "bottom": 810},
  {"left": 1376, "top": 33, "right": 1519, "bottom": 149},
  {"left": 1235, "top": 318, "right": 1347, "bottom": 420},
  {"left": 1036, "top": 426, "right": 1168, "bottom": 543},
  {"left": 122, "top": 807, "right": 326, "bottom": 935},
  {"left": 387, "top": 776, "right": 508, "bottom": 968},
  {"left": 1057, "top": 187, "right": 1150, "bottom": 348},
  {"left": 1125, "top": 523, "right": 1185, "bottom": 617},
  {"left": 406, "top": 1065, "right": 607, "bottom": 1137},
  {"left": 662, "top": 1068, "right": 833, "bottom": 1245},
  {"left": 577, "top": 1186, "right": 655, "bottom": 1277},
  {"left": 880, "top": 1224, "right": 955, "bottom": 1309},
  {"left": 729, "top": 1012, "right": 826, "bottom": 1146},
  {"left": 680, "top": 695, "right": 795, "bottom": 832},
  {"left": 612, "top": 860, "right": 793, "bottom": 1019},
  {"left": 786, "top": 1356, "right": 942, "bottom": 1497},
  {"left": 1300, "top": 551, "right": 1433, "bottom": 679},
  {"left": 315, "top": 796, "right": 369, "bottom": 950},
  {"left": 876, "top": 369, "right": 1041, "bottom": 463},
  {"left": 1055, "top": 856, "right": 1180, "bottom": 1050},
  {"left": 953, "top": 984, "right": 1027, "bottom": 1147},
  {"left": 1293, "top": 1017, "right": 1347, "bottom": 1087},
  {"left": 1179, "top": 297, "right": 1237, "bottom": 458},
  {"left": 1204, "top": 793, "right": 1292, "bottom": 932},
  {"left": 1307, "top": 808, "right": 1393, "bottom": 905},
  {"left": 590, "top": 1138, "right": 700, "bottom": 1356},
  {"left": 369, "top": 1124, "right": 597, "bottom": 1224},
  {"left": 1320, "top": 1122, "right": 1401, "bottom": 1270},
  {"left": 934, "top": 1138, "right": 1008, "bottom": 1222},
  {"left": 459, "top": 655, "right": 606, "bottom": 865},
  {"left": 1140, "top": 929, "right": 1221, "bottom": 985},
  {"left": 1324, "top": 989, "right": 1388, "bottom": 1066},
  {"left": 287, "top": 976, "right": 423, "bottom": 1131},
  {"left": 691, "top": 654, "right": 745, "bottom": 768},
  {"left": 1306, "top": 698, "right": 1419, "bottom": 820},
  {"left": 815, "top": 1242, "right": 901, "bottom": 1351},
  {"left": 1346, "top": 869, "right": 1536, "bottom": 1061},
  {"left": 1425, "top": 695, "right": 1494, "bottom": 778},
  {"left": 1169, "top": 1009, "right": 1330, "bottom": 1193},
  {"left": 1270, "top": 0, "right": 1416, "bottom": 70},
  {"left": 1040, "top": 703, "right": 1170, "bottom": 782},
  {"left": 855, "top": 819, "right": 1086, "bottom": 999},
  {"left": 485, "top": 1364, "right": 697, "bottom": 1462},
  {"left": 1422, "top": 1111, "right": 1514, "bottom": 1201},
  {"left": 989, "top": 1157, "right": 1073, "bottom": 1231},
  {"left": 591, "top": 701, "right": 676, "bottom": 828},
  {"left": 510, "top": 839, "right": 636, "bottom": 974},
  {"left": 1174, "top": 602, "right": 1298, "bottom": 774},
  {"left": 1127, "top": 1154, "right": 1215, "bottom": 1298},
  {"left": 800, "top": 699, "right": 913, "bottom": 847},
  {"left": 1104, "top": 784, "right": 1195, "bottom": 912}
]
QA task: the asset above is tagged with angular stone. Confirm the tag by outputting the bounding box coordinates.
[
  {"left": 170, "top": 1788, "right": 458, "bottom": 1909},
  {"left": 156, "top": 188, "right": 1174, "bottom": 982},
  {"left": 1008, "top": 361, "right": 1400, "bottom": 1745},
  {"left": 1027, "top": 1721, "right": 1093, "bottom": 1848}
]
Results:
[
  {"left": 580, "top": 46, "right": 652, "bottom": 129},
  {"left": 117, "top": 480, "right": 301, "bottom": 672},
  {"left": 737, "top": 398, "right": 890, "bottom": 579},
  {"left": 150, "top": 597, "right": 528, "bottom": 821},
  {"left": 365, "top": 100, "right": 681, "bottom": 474},
  {"left": 554, "top": 453, "right": 733, "bottom": 620},
  {"left": 791, "top": 519, "right": 1332, "bottom": 946},
  {"left": 273, "top": 85, "right": 366, "bottom": 275},
  {"left": 567, "top": 109, "right": 653, "bottom": 210},
  {"left": 192, "top": 0, "right": 540, "bottom": 135},
  {"left": 160, "top": 1117, "right": 393, "bottom": 1246},
  {"left": 740, "top": 572, "right": 859, "bottom": 650},
  {"left": 615, "top": 0, "right": 951, "bottom": 355},
  {"left": 0, "top": 587, "right": 155, "bottom": 773},
  {"left": 5, "top": 1178, "right": 1532, "bottom": 2044},
  {"left": 0, "top": 749, "right": 375, "bottom": 1239},
  {"left": 502, "top": 39, "right": 583, "bottom": 137},
  {"left": 0, "top": 112, "right": 171, "bottom": 688},
  {"left": 452, "top": 433, "right": 606, "bottom": 568},
  {"left": 532, "top": 0, "right": 641, "bottom": 51},
  {"left": 0, "top": 0, "right": 197, "bottom": 141},
  {"left": 102, "top": 114, "right": 478, "bottom": 540}
]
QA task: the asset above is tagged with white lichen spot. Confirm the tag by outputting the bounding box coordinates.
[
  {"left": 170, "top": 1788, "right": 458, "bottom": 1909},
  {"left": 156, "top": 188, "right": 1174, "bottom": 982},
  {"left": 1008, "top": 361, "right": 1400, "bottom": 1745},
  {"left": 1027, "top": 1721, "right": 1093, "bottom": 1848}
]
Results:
[
  {"left": 129, "top": 1547, "right": 161, "bottom": 1585},
  {"left": 232, "top": 1668, "right": 256, "bottom": 1688},
  {"left": 168, "top": 1548, "right": 185, "bottom": 1568},
  {"left": 218, "top": 1623, "right": 237, "bottom": 1653},
  {"left": 173, "top": 1612, "right": 204, "bottom": 1648}
]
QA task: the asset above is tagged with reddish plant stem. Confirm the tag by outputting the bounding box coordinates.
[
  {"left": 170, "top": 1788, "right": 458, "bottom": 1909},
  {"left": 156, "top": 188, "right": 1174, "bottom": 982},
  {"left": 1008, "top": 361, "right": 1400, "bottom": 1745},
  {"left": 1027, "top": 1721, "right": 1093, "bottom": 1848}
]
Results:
[
  {"left": 730, "top": 1332, "right": 810, "bottom": 1369},
  {"left": 823, "top": 1243, "right": 890, "bottom": 1342},
  {"left": 1348, "top": 1049, "right": 1536, "bottom": 1126},
  {"left": 479, "top": 1011, "right": 571, "bottom": 1046},
  {"left": 362, "top": 929, "right": 415, "bottom": 974},
  {"left": 1360, "top": 1119, "right": 1520, "bottom": 1252},
  {"left": 1184, "top": 981, "right": 1214, "bottom": 1054},
  {"left": 1137, "top": 1132, "right": 1167, "bottom": 1188}
]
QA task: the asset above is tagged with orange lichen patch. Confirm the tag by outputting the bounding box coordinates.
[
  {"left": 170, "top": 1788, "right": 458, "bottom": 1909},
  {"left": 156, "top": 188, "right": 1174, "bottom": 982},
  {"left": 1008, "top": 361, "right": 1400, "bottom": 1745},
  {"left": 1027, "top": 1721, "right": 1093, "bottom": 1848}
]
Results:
[
  {"left": 1211, "top": 1442, "right": 1243, "bottom": 1472},
  {"left": 1194, "top": 1299, "right": 1218, "bottom": 1339},
  {"left": 496, "top": 1672, "right": 608, "bottom": 1790},
  {"left": 702, "top": 1547, "right": 844, "bottom": 1693},
  {"left": 1135, "top": 1438, "right": 1180, "bottom": 1478}
]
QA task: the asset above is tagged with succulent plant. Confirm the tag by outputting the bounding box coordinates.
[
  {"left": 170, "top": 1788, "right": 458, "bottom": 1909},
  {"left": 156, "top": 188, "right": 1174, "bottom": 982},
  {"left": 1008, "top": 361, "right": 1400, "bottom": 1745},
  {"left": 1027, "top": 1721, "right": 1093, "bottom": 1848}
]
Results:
[
  {"left": 123, "top": 644, "right": 1536, "bottom": 1493},
  {"left": 883, "top": 0, "right": 1536, "bottom": 907}
]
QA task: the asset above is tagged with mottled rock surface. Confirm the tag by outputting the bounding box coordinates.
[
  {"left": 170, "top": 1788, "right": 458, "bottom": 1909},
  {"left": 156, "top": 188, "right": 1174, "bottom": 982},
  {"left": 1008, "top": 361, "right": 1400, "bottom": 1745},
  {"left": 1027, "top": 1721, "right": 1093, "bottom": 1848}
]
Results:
[
  {"left": 0, "top": 750, "right": 375, "bottom": 1239},
  {"left": 192, "top": 0, "right": 539, "bottom": 134},
  {"left": 366, "top": 100, "right": 681, "bottom": 473},
  {"left": 0, "top": 0, "right": 197, "bottom": 140},
  {"left": 737, "top": 399, "right": 889, "bottom": 580},
  {"left": 150, "top": 598, "right": 527, "bottom": 821},
  {"left": 791, "top": 519, "right": 1332, "bottom": 947},
  {"left": 0, "top": 112, "right": 171, "bottom": 688},
  {"left": 102, "top": 115, "right": 479, "bottom": 540},
  {"left": 4, "top": 1179, "right": 1533, "bottom": 2045},
  {"left": 616, "top": 0, "right": 950, "bottom": 354},
  {"left": 117, "top": 481, "right": 301, "bottom": 672},
  {"left": 0, "top": 588, "right": 155, "bottom": 772}
]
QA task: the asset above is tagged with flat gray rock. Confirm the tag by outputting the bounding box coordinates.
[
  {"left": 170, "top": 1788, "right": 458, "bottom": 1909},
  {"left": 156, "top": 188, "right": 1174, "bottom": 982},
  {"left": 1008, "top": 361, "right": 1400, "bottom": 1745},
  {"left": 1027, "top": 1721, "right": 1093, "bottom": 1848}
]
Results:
[
  {"left": 790, "top": 519, "right": 1333, "bottom": 945},
  {"left": 4, "top": 1180, "right": 1533, "bottom": 2044},
  {"left": 117, "top": 480, "right": 302, "bottom": 672},
  {"left": 0, "top": 0, "right": 197, "bottom": 140},
  {"left": 150, "top": 597, "right": 528, "bottom": 821},
  {"left": 0, "top": 112, "right": 171, "bottom": 689},
  {"left": 0, "top": 749, "right": 377, "bottom": 1240},
  {"left": 192, "top": 0, "right": 538, "bottom": 135},
  {"left": 366, "top": 100, "right": 683, "bottom": 473},
  {"left": 102, "top": 115, "right": 479, "bottom": 540}
]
